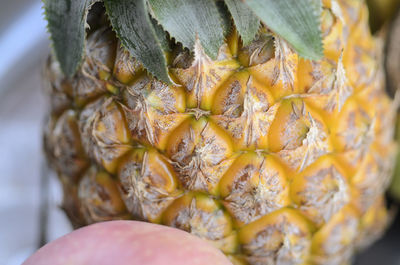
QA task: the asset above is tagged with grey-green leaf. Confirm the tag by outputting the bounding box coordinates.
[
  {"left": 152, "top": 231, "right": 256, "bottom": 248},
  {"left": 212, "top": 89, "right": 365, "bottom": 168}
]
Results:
[
  {"left": 104, "top": 0, "right": 171, "bottom": 83},
  {"left": 216, "top": 0, "right": 233, "bottom": 37},
  {"left": 43, "top": 0, "right": 93, "bottom": 77},
  {"left": 148, "top": 0, "right": 225, "bottom": 59},
  {"left": 244, "top": 0, "right": 323, "bottom": 60},
  {"left": 311, "top": 0, "right": 322, "bottom": 15},
  {"left": 151, "top": 18, "right": 171, "bottom": 52},
  {"left": 225, "top": 0, "right": 260, "bottom": 45}
]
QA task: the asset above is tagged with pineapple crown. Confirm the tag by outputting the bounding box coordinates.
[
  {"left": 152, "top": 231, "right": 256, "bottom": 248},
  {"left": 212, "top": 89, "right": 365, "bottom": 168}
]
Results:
[{"left": 43, "top": 0, "right": 323, "bottom": 84}]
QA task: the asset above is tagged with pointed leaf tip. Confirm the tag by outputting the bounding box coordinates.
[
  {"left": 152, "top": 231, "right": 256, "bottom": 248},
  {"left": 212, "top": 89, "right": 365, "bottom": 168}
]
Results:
[
  {"left": 104, "top": 0, "right": 171, "bottom": 84},
  {"left": 225, "top": 0, "right": 260, "bottom": 46},
  {"left": 43, "top": 0, "right": 93, "bottom": 77},
  {"left": 244, "top": 0, "right": 323, "bottom": 60}
]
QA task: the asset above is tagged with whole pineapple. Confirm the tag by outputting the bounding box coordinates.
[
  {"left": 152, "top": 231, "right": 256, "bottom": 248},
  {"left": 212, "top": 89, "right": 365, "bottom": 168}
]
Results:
[{"left": 43, "top": 0, "right": 397, "bottom": 264}]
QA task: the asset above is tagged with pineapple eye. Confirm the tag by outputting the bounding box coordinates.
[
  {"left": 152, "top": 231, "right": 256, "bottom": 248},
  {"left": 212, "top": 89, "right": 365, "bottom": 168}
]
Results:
[
  {"left": 162, "top": 193, "right": 236, "bottom": 253},
  {"left": 78, "top": 168, "right": 129, "bottom": 224},
  {"left": 291, "top": 156, "right": 350, "bottom": 226},
  {"left": 113, "top": 44, "right": 144, "bottom": 85},
  {"left": 238, "top": 209, "right": 311, "bottom": 265},
  {"left": 117, "top": 149, "right": 181, "bottom": 223},
  {"left": 311, "top": 206, "right": 359, "bottom": 264},
  {"left": 219, "top": 153, "right": 290, "bottom": 226}
]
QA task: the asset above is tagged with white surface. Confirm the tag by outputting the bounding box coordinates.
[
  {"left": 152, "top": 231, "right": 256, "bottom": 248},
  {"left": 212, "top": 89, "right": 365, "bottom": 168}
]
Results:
[
  {"left": 0, "top": 2, "right": 47, "bottom": 86},
  {"left": 0, "top": 42, "right": 73, "bottom": 265}
]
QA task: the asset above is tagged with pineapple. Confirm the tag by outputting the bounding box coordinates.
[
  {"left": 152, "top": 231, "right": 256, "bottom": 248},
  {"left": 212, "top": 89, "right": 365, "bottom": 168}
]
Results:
[{"left": 43, "top": 0, "right": 397, "bottom": 264}]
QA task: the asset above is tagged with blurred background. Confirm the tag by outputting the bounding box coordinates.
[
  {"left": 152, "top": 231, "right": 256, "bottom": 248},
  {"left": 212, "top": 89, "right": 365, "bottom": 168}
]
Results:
[
  {"left": 0, "top": 1, "right": 73, "bottom": 264},
  {"left": 0, "top": 0, "right": 399, "bottom": 264}
]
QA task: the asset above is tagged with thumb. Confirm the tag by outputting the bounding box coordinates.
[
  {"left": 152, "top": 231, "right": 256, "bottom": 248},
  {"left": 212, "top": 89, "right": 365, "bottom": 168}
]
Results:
[{"left": 23, "top": 220, "right": 232, "bottom": 265}]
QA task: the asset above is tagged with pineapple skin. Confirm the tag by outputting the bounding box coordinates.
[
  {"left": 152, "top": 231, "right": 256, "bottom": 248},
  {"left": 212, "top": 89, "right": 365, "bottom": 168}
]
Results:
[{"left": 43, "top": 0, "right": 396, "bottom": 264}]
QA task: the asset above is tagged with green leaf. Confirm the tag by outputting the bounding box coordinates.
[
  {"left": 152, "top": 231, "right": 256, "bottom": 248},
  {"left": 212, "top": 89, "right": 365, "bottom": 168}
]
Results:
[
  {"left": 216, "top": 0, "right": 233, "bottom": 37},
  {"left": 104, "top": 0, "right": 171, "bottom": 83},
  {"left": 148, "top": 0, "right": 225, "bottom": 59},
  {"left": 224, "top": 0, "right": 260, "bottom": 45},
  {"left": 151, "top": 18, "right": 170, "bottom": 52},
  {"left": 244, "top": 0, "right": 323, "bottom": 60},
  {"left": 311, "top": 0, "right": 322, "bottom": 14},
  {"left": 43, "top": 0, "right": 93, "bottom": 77}
]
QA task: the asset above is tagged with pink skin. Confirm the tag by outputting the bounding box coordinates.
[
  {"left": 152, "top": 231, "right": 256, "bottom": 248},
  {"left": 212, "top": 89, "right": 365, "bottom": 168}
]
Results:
[{"left": 23, "top": 221, "right": 232, "bottom": 265}]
